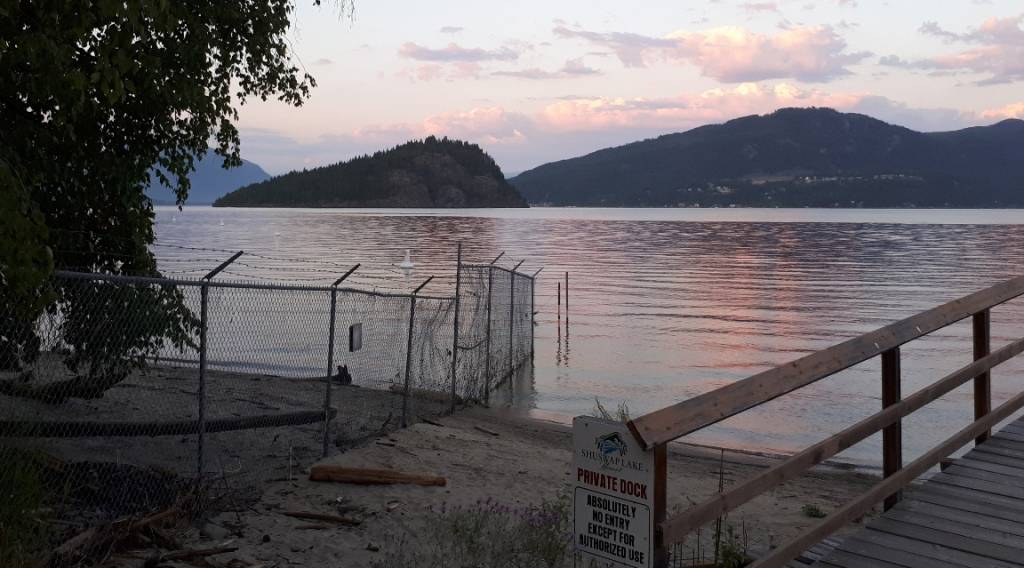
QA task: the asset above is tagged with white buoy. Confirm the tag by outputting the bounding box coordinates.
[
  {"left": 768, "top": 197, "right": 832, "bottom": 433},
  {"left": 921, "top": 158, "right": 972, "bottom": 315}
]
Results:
[{"left": 399, "top": 249, "right": 415, "bottom": 278}]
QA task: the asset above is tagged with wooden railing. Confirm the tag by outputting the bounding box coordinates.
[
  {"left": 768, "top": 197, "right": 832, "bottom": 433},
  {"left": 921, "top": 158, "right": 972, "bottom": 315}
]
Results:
[{"left": 626, "top": 275, "right": 1024, "bottom": 568}]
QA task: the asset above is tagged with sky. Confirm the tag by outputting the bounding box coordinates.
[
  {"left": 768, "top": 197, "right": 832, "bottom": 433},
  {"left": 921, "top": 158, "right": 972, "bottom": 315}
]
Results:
[{"left": 235, "top": 0, "right": 1024, "bottom": 175}]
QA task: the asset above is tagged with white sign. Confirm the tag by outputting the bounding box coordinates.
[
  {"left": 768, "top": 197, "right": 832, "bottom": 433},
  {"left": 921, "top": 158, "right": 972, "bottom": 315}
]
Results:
[{"left": 573, "top": 416, "right": 655, "bottom": 568}]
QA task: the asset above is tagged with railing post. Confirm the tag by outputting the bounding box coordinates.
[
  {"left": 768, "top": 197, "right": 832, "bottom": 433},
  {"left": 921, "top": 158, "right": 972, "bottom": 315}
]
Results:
[
  {"left": 483, "top": 265, "right": 493, "bottom": 404},
  {"left": 323, "top": 286, "right": 337, "bottom": 458},
  {"left": 881, "top": 347, "right": 902, "bottom": 511},
  {"left": 653, "top": 442, "right": 668, "bottom": 568},
  {"left": 449, "top": 243, "right": 462, "bottom": 414},
  {"left": 974, "top": 309, "right": 992, "bottom": 444}
]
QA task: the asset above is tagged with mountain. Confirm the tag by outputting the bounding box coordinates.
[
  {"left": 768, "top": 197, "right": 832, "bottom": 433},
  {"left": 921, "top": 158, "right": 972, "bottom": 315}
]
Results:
[
  {"left": 146, "top": 155, "right": 271, "bottom": 205},
  {"left": 510, "top": 108, "right": 1024, "bottom": 208},
  {"left": 214, "top": 137, "right": 528, "bottom": 208}
]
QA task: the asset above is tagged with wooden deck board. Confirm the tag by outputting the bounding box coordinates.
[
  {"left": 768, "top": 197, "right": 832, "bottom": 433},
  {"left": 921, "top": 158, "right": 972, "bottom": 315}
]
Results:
[{"left": 812, "top": 415, "right": 1024, "bottom": 567}]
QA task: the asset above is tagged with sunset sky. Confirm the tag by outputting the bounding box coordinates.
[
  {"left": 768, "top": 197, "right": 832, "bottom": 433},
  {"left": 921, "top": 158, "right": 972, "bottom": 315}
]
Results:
[{"left": 236, "top": 0, "right": 1024, "bottom": 175}]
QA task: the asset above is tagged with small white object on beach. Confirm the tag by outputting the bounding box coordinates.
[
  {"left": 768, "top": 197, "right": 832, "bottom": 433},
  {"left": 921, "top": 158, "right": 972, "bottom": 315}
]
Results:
[{"left": 399, "top": 249, "right": 414, "bottom": 278}]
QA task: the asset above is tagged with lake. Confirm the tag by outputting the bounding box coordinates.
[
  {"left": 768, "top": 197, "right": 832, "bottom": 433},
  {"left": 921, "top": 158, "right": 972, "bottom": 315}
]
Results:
[{"left": 153, "top": 206, "right": 1024, "bottom": 467}]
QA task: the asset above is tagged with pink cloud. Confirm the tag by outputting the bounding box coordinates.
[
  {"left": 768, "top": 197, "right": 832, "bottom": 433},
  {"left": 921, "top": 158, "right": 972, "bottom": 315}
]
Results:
[
  {"left": 397, "top": 42, "right": 519, "bottom": 62},
  {"left": 981, "top": 101, "right": 1024, "bottom": 119},
  {"left": 554, "top": 24, "right": 868, "bottom": 82},
  {"left": 886, "top": 15, "right": 1024, "bottom": 84},
  {"left": 536, "top": 83, "right": 863, "bottom": 131}
]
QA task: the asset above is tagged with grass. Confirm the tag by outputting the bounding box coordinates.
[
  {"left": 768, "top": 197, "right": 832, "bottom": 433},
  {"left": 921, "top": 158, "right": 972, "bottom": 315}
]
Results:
[
  {"left": 592, "top": 397, "right": 630, "bottom": 422},
  {"left": 372, "top": 491, "right": 572, "bottom": 568},
  {"left": 801, "top": 503, "right": 827, "bottom": 519}
]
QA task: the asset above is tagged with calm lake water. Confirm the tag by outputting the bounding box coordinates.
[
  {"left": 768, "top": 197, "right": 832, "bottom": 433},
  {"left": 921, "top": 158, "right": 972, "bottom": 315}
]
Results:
[{"left": 153, "top": 206, "right": 1024, "bottom": 467}]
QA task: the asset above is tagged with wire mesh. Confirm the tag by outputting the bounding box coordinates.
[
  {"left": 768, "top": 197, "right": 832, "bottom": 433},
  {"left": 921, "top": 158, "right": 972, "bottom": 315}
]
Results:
[{"left": 0, "top": 264, "right": 535, "bottom": 565}]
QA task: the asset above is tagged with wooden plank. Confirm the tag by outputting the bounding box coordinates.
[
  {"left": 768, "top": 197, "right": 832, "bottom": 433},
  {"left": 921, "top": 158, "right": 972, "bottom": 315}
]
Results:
[
  {"left": 972, "top": 443, "right": 1024, "bottom": 461},
  {"left": 817, "top": 549, "right": 906, "bottom": 568},
  {"left": 929, "top": 472, "right": 1024, "bottom": 500},
  {"left": 973, "top": 309, "right": 992, "bottom": 444},
  {"left": 952, "top": 455, "right": 1024, "bottom": 479},
  {"left": 849, "top": 528, "right": 1021, "bottom": 568},
  {"left": 914, "top": 484, "right": 1024, "bottom": 520},
  {"left": 868, "top": 517, "right": 1024, "bottom": 565},
  {"left": 746, "top": 390, "right": 1024, "bottom": 568},
  {"left": 962, "top": 449, "right": 1024, "bottom": 470},
  {"left": 895, "top": 498, "right": 1024, "bottom": 537},
  {"left": 829, "top": 533, "right": 974, "bottom": 568},
  {"left": 991, "top": 430, "right": 1024, "bottom": 444},
  {"left": 658, "top": 338, "right": 1024, "bottom": 545},
  {"left": 882, "top": 347, "right": 902, "bottom": 510},
  {"left": 981, "top": 437, "right": 1024, "bottom": 452},
  {"left": 946, "top": 463, "right": 1024, "bottom": 486},
  {"left": 629, "top": 274, "right": 1024, "bottom": 449},
  {"left": 883, "top": 508, "right": 1024, "bottom": 549}
]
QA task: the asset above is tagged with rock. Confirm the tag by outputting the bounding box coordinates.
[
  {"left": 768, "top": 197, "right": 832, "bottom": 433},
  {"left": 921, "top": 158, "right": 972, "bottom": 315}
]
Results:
[
  {"left": 366, "top": 542, "right": 380, "bottom": 552},
  {"left": 261, "top": 534, "right": 271, "bottom": 544},
  {"left": 200, "top": 522, "right": 230, "bottom": 540}
]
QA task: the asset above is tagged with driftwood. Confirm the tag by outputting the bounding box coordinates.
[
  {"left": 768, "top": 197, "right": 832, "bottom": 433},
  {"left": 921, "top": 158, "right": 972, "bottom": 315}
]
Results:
[
  {"left": 309, "top": 465, "right": 446, "bottom": 487},
  {"left": 420, "top": 418, "right": 445, "bottom": 427},
  {"left": 387, "top": 384, "right": 462, "bottom": 404},
  {"left": 282, "top": 511, "right": 361, "bottom": 526},
  {"left": 145, "top": 546, "right": 238, "bottom": 566},
  {"left": 473, "top": 425, "right": 499, "bottom": 437},
  {"left": 0, "top": 408, "right": 336, "bottom": 438}
]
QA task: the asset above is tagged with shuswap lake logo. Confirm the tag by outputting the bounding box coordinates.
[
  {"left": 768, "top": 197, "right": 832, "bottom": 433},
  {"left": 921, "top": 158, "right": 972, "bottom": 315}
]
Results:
[{"left": 594, "top": 432, "right": 628, "bottom": 471}]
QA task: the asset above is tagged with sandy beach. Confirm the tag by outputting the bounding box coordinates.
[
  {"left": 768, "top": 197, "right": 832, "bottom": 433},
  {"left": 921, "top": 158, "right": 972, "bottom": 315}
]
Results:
[{"left": 179, "top": 407, "right": 882, "bottom": 567}]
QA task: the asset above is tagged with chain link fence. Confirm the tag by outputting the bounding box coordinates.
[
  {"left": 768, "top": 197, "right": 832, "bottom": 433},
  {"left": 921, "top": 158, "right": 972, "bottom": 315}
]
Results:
[{"left": 0, "top": 262, "right": 534, "bottom": 566}]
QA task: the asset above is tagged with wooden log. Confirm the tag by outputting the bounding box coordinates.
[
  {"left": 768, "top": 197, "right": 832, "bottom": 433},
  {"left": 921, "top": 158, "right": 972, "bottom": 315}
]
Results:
[
  {"left": 0, "top": 408, "right": 336, "bottom": 438},
  {"left": 282, "top": 511, "right": 361, "bottom": 526},
  {"left": 309, "top": 465, "right": 446, "bottom": 487},
  {"left": 154, "top": 546, "right": 238, "bottom": 563},
  {"left": 474, "top": 425, "right": 499, "bottom": 436},
  {"left": 629, "top": 274, "right": 1024, "bottom": 449}
]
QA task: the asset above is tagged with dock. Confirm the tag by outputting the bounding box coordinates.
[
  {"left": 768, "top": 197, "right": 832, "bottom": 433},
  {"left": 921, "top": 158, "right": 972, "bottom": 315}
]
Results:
[{"left": 800, "top": 414, "right": 1024, "bottom": 567}]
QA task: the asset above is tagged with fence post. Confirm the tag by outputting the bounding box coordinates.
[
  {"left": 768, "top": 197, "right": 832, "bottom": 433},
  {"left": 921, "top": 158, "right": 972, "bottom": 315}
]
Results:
[
  {"left": 197, "top": 250, "right": 243, "bottom": 481},
  {"left": 974, "top": 309, "right": 992, "bottom": 445},
  {"left": 449, "top": 243, "right": 462, "bottom": 414},
  {"left": 881, "top": 347, "right": 902, "bottom": 510},
  {"left": 197, "top": 282, "right": 209, "bottom": 481},
  {"left": 402, "top": 276, "right": 433, "bottom": 428},
  {"left": 323, "top": 263, "right": 359, "bottom": 458},
  {"left": 323, "top": 286, "right": 338, "bottom": 458},
  {"left": 484, "top": 265, "right": 494, "bottom": 404},
  {"left": 509, "top": 260, "right": 524, "bottom": 379}
]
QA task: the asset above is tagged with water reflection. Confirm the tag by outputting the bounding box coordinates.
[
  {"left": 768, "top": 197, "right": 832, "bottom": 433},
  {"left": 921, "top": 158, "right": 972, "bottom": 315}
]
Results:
[{"left": 156, "top": 207, "right": 1024, "bottom": 465}]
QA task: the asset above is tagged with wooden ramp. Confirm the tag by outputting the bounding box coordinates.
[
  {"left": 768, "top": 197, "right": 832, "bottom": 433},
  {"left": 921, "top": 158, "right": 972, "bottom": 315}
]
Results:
[{"left": 806, "top": 415, "right": 1024, "bottom": 568}]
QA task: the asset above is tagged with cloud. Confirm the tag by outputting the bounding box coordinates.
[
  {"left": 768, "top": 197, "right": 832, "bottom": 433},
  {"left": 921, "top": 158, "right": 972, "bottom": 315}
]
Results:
[
  {"left": 883, "top": 15, "right": 1024, "bottom": 85},
  {"left": 439, "top": 26, "right": 464, "bottom": 34},
  {"left": 553, "top": 24, "right": 869, "bottom": 82},
  {"left": 981, "top": 101, "right": 1024, "bottom": 120},
  {"left": 397, "top": 42, "right": 519, "bottom": 62},
  {"left": 492, "top": 57, "right": 601, "bottom": 80},
  {"left": 740, "top": 2, "right": 780, "bottom": 13},
  {"left": 311, "top": 58, "right": 334, "bottom": 66}
]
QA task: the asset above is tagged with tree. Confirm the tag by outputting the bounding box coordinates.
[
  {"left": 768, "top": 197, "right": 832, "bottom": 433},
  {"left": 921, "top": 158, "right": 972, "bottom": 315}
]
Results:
[{"left": 0, "top": 1, "right": 327, "bottom": 400}]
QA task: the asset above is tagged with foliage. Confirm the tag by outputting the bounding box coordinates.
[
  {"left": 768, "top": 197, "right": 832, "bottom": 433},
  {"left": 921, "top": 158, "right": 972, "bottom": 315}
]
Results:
[
  {"left": 510, "top": 107, "right": 1024, "bottom": 207},
  {"left": 0, "top": 1, "right": 319, "bottom": 399},
  {"left": 593, "top": 397, "right": 631, "bottom": 422},
  {"left": 714, "top": 524, "right": 751, "bottom": 568},
  {"left": 0, "top": 450, "right": 51, "bottom": 567},
  {"left": 214, "top": 136, "right": 528, "bottom": 208},
  {"left": 372, "top": 492, "right": 572, "bottom": 568},
  {"left": 801, "top": 503, "right": 827, "bottom": 519}
]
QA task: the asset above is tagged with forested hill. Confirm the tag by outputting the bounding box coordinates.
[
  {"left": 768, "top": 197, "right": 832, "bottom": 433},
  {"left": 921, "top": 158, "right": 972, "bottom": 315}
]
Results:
[
  {"left": 510, "top": 108, "right": 1024, "bottom": 207},
  {"left": 214, "top": 137, "right": 528, "bottom": 208}
]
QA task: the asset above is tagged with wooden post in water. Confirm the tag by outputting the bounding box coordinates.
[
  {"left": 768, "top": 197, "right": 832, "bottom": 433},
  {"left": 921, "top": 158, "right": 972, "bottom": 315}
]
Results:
[
  {"left": 881, "top": 347, "right": 902, "bottom": 510},
  {"left": 974, "top": 309, "right": 992, "bottom": 444}
]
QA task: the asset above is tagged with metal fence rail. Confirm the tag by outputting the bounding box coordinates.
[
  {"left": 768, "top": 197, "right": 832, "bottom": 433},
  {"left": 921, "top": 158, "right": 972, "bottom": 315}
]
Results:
[{"left": 0, "top": 260, "right": 535, "bottom": 565}]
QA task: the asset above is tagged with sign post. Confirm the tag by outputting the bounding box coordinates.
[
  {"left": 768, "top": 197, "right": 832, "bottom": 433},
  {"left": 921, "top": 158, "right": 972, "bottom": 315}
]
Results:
[{"left": 573, "top": 416, "right": 663, "bottom": 568}]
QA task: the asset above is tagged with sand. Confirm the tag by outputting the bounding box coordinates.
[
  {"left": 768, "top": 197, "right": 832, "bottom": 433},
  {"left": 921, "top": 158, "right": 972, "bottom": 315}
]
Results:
[{"left": 182, "top": 407, "right": 882, "bottom": 567}]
